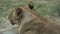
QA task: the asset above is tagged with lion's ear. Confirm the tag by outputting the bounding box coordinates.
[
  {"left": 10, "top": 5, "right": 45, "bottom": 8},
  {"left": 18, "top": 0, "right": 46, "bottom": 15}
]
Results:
[
  {"left": 28, "top": 1, "right": 34, "bottom": 10},
  {"left": 15, "top": 8, "right": 23, "bottom": 16}
]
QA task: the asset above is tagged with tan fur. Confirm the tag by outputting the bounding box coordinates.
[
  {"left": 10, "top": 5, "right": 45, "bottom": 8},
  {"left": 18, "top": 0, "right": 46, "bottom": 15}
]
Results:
[{"left": 8, "top": 1, "right": 60, "bottom": 34}]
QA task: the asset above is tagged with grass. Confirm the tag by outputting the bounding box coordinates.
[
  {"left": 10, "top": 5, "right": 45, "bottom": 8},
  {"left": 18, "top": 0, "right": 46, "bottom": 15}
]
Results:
[{"left": 0, "top": 0, "right": 60, "bottom": 24}]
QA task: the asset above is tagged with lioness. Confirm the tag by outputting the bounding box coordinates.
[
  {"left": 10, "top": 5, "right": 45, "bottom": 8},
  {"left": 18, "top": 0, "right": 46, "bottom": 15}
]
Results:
[{"left": 8, "top": 2, "right": 60, "bottom": 34}]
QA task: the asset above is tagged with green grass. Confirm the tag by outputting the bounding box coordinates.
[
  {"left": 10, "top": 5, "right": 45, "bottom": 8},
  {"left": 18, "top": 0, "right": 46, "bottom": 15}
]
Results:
[{"left": 0, "top": 0, "right": 60, "bottom": 24}]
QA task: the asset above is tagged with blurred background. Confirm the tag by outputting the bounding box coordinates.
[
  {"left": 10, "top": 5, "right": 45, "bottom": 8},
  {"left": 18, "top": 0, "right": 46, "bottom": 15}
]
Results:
[{"left": 0, "top": 0, "right": 60, "bottom": 34}]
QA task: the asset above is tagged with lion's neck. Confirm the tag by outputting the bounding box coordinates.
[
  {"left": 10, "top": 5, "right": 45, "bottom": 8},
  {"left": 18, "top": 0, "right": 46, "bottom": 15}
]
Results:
[{"left": 21, "top": 12, "right": 36, "bottom": 24}]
